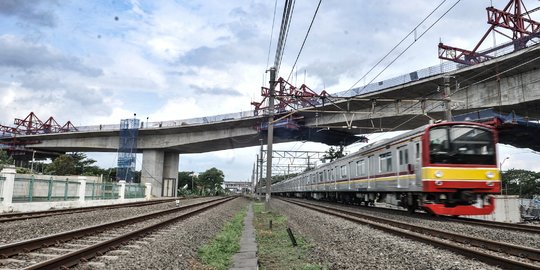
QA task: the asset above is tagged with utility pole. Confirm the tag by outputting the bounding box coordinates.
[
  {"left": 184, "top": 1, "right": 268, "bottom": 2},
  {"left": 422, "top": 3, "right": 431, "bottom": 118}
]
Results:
[
  {"left": 259, "top": 139, "right": 264, "bottom": 199},
  {"left": 266, "top": 67, "right": 276, "bottom": 211},
  {"left": 254, "top": 154, "right": 259, "bottom": 196},
  {"left": 444, "top": 76, "right": 452, "bottom": 121},
  {"left": 251, "top": 161, "right": 256, "bottom": 196}
]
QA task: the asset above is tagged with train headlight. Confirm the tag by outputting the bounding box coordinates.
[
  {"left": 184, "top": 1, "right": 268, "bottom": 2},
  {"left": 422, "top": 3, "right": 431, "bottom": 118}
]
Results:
[
  {"left": 434, "top": 170, "right": 443, "bottom": 178},
  {"left": 486, "top": 171, "right": 495, "bottom": 179},
  {"left": 435, "top": 180, "right": 443, "bottom": 186},
  {"left": 486, "top": 181, "right": 494, "bottom": 187}
]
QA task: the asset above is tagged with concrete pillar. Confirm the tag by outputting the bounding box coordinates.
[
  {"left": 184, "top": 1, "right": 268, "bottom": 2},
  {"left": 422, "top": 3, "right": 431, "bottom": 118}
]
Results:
[
  {"left": 77, "top": 176, "right": 87, "bottom": 202},
  {"left": 141, "top": 150, "right": 164, "bottom": 197},
  {"left": 119, "top": 180, "right": 126, "bottom": 200},
  {"left": 163, "top": 152, "right": 179, "bottom": 197},
  {"left": 1, "top": 165, "right": 16, "bottom": 208},
  {"left": 145, "top": 183, "right": 152, "bottom": 200}
]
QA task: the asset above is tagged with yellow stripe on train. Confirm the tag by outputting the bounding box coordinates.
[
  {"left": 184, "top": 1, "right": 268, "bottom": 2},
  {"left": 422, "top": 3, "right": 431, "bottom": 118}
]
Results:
[{"left": 422, "top": 167, "right": 500, "bottom": 181}]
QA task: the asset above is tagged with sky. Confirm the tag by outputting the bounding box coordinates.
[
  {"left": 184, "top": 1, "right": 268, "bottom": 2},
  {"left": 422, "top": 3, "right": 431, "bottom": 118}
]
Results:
[{"left": 1, "top": 0, "right": 540, "bottom": 182}]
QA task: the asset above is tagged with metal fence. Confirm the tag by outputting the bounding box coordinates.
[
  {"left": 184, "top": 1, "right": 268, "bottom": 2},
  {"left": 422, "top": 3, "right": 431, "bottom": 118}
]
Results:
[
  {"left": 125, "top": 183, "right": 146, "bottom": 199},
  {"left": 6, "top": 177, "right": 146, "bottom": 202},
  {"left": 13, "top": 177, "right": 81, "bottom": 202},
  {"left": 85, "top": 182, "right": 120, "bottom": 200}
]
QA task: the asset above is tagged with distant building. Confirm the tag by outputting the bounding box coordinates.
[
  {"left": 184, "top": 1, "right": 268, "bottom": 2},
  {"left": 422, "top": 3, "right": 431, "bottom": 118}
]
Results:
[{"left": 224, "top": 181, "right": 251, "bottom": 194}]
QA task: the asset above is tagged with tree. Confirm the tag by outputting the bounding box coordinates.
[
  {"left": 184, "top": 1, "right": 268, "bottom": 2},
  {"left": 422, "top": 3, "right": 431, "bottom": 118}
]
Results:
[
  {"left": 43, "top": 153, "right": 98, "bottom": 176},
  {"left": 0, "top": 149, "right": 13, "bottom": 171},
  {"left": 178, "top": 171, "right": 197, "bottom": 190},
  {"left": 45, "top": 155, "right": 77, "bottom": 175},
  {"left": 70, "top": 153, "right": 97, "bottom": 175},
  {"left": 501, "top": 169, "right": 540, "bottom": 198},
  {"left": 197, "top": 167, "right": 224, "bottom": 194},
  {"left": 321, "top": 145, "right": 346, "bottom": 163}
]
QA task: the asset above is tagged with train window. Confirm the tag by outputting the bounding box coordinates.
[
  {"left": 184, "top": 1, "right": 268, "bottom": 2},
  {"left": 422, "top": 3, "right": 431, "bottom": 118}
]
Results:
[
  {"left": 398, "top": 147, "right": 409, "bottom": 165},
  {"left": 356, "top": 160, "right": 366, "bottom": 176},
  {"left": 318, "top": 172, "right": 323, "bottom": 182},
  {"left": 429, "top": 125, "right": 496, "bottom": 165},
  {"left": 341, "top": 165, "right": 347, "bottom": 178},
  {"left": 415, "top": 143, "right": 420, "bottom": 159},
  {"left": 379, "top": 152, "right": 393, "bottom": 172},
  {"left": 349, "top": 161, "right": 356, "bottom": 177}
]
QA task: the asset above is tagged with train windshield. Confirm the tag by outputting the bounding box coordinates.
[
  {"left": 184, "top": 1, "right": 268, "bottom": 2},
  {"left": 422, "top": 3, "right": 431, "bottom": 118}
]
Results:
[{"left": 429, "top": 125, "right": 496, "bottom": 165}]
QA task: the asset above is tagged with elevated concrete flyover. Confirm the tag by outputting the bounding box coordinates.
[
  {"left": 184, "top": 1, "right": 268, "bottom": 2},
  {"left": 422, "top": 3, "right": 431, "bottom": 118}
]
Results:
[
  {"left": 20, "top": 116, "right": 265, "bottom": 153},
  {"left": 6, "top": 117, "right": 279, "bottom": 197},
  {"left": 297, "top": 44, "right": 540, "bottom": 134}
]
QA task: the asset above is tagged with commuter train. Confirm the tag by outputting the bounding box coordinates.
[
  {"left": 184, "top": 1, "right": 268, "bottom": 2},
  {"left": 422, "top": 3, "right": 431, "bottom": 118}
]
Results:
[{"left": 269, "top": 121, "right": 501, "bottom": 216}]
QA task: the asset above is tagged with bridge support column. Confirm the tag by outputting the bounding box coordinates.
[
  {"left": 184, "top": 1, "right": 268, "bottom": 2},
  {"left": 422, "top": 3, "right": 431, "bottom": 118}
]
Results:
[
  {"left": 141, "top": 150, "right": 179, "bottom": 198},
  {"left": 163, "top": 152, "right": 179, "bottom": 197},
  {"left": 142, "top": 150, "right": 164, "bottom": 198}
]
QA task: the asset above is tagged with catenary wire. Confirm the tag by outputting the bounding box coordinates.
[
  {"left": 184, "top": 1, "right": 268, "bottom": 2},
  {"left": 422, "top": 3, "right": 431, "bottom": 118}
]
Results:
[
  {"left": 346, "top": 0, "right": 448, "bottom": 94},
  {"left": 355, "top": 0, "right": 462, "bottom": 96},
  {"left": 286, "top": 0, "right": 323, "bottom": 82}
]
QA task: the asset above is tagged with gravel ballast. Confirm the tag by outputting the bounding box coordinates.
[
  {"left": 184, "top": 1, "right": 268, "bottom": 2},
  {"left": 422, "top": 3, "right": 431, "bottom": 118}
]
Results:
[
  {"left": 78, "top": 197, "right": 249, "bottom": 270},
  {"left": 302, "top": 200, "right": 540, "bottom": 250},
  {"left": 0, "top": 197, "right": 217, "bottom": 244},
  {"left": 272, "top": 199, "right": 502, "bottom": 270}
]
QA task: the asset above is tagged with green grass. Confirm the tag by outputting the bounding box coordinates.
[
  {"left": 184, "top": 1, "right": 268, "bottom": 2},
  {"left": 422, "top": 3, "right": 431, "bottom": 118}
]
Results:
[
  {"left": 198, "top": 207, "right": 247, "bottom": 270},
  {"left": 253, "top": 202, "right": 327, "bottom": 270}
]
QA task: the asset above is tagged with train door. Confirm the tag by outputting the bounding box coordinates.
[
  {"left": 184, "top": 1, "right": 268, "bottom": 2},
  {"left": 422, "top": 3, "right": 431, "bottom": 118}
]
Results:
[
  {"left": 367, "top": 155, "right": 375, "bottom": 189},
  {"left": 397, "top": 146, "right": 409, "bottom": 188},
  {"left": 414, "top": 142, "right": 422, "bottom": 187},
  {"left": 162, "top": 178, "right": 176, "bottom": 197}
]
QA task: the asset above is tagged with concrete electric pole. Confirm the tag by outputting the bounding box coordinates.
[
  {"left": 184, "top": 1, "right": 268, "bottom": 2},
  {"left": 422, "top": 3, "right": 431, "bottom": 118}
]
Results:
[{"left": 265, "top": 67, "right": 276, "bottom": 211}]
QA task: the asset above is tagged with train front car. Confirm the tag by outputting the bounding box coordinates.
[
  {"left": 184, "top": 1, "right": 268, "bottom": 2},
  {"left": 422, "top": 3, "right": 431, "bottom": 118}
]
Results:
[{"left": 421, "top": 122, "right": 500, "bottom": 216}]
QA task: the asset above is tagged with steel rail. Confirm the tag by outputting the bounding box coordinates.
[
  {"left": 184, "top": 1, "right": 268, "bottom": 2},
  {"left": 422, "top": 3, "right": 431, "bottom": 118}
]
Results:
[
  {"left": 0, "top": 197, "right": 229, "bottom": 258},
  {"left": 21, "top": 197, "right": 236, "bottom": 269},
  {"left": 0, "top": 198, "right": 178, "bottom": 223},
  {"left": 312, "top": 199, "right": 540, "bottom": 235},
  {"left": 445, "top": 216, "right": 540, "bottom": 235},
  {"left": 281, "top": 198, "right": 540, "bottom": 270}
]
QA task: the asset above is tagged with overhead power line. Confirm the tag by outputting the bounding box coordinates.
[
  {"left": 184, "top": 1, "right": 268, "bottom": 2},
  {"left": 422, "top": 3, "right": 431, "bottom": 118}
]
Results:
[
  {"left": 266, "top": 0, "right": 279, "bottom": 69},
  {"left": 286, "top": 0, "right": 323, "bottom": 82},
  {"left": 274, "top": 0, "right": 296, "bottom": 76},
  {"left": 348, "top": 0, "right": 461, "bottom": 95}
]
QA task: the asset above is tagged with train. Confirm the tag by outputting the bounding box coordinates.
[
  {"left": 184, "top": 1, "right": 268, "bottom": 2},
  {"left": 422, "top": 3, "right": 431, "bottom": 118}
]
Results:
[{"left": 267, "top": 121, "right": 501, "bottom": 216}]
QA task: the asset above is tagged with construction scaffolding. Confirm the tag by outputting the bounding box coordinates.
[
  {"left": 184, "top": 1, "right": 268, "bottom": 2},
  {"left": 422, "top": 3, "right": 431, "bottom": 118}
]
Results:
[{"left": 117, "top": 118, "right": 139, "bottom": 183}]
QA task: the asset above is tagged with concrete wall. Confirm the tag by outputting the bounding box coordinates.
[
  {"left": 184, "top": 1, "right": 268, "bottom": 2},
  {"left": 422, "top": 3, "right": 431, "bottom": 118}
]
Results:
[
  {"left": 468, "top": 195, "right": 521, "bottom": 223},
  {"left": 1, "top": 167, "right": 154, "bottom": 213}
]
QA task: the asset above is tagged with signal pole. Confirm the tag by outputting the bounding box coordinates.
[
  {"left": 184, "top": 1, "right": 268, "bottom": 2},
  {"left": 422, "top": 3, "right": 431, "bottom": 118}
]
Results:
[{"left": 265, "top": 67, "right": 276, "bottom": 211}]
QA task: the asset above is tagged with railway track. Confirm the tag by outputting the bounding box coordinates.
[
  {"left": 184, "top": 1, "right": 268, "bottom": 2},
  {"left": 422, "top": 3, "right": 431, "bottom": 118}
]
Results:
[
  {"left": 311, "top": 198, "right": 540, "bottom": 235},
  {"left": 0, "top": 198, "right": 181, "bottom": 223},
  {"left": 0, "top": 196, "right": 235, "bottom": 269},
  {"left": 445, "top": 215, "right": 540, "bottom": 235},
  {"left": 281, "top": 198, "right": 540, "bottom": 270}
]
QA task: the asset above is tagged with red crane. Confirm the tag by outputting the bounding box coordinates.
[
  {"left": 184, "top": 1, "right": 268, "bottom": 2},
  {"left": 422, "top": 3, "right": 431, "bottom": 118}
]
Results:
[
  {"left": 438, "top": 0, "right": 540, "bottom": 65},
  {"left": 0, "top": 112, "right": 78, "bottom": 135},
  {"left": 251, "top": 77, "right": 330, "bottom": 116}
]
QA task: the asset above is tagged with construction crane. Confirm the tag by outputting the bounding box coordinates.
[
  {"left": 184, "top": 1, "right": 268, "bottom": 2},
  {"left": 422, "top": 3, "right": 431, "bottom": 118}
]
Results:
[{"left": 438, "top": 0, "right": 540, "bottom": 65}]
